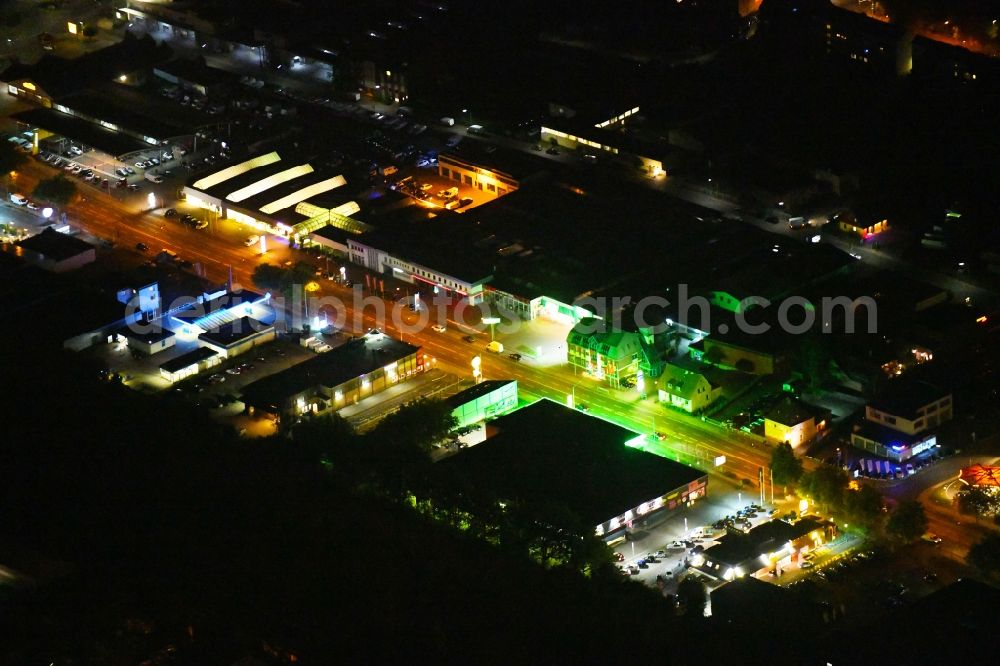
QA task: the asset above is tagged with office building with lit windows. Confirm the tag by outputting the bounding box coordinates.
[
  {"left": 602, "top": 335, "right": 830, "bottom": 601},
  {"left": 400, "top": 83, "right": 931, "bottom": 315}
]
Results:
[{"left": 850, "top": 379, "right": 951, "bottom": 462}]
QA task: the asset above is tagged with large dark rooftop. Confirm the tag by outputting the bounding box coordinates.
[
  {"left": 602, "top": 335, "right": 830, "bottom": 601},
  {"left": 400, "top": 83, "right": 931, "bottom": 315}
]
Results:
[
  {"left": 869, "top": 379, "right": 950, "bottom": 419},
  {"left": 442, "top": 398, "right": 705, "bottom": 527},
  {"left": 12, "top": 108, "right": 149, "bottom": 157},
  {"left": 17, "top": 228, "right": 94, "bottom": 261}
]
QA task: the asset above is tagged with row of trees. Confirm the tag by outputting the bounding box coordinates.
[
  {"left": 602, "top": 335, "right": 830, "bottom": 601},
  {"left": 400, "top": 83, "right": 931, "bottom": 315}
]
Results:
[
  {"left": 1, "top": 141, "right": 78, "bottom": 205},
  {"left": 797, "top": 462, "right": 928, "bottom": 541},
  {"left": 290, "top": 401, "right": 617, "bottom": 576},
  {"left": 774, "top": 441, "right": 931, "bottom": 542},
  {"left": 957, "top": 486, "right": 1000, "bottom": 524}
]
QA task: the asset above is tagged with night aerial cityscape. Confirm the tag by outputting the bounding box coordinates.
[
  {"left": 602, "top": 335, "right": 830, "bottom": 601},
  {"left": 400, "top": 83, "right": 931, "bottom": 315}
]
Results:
[{"left": 2, "top": 0, "right": 1000, "bottom": 662}]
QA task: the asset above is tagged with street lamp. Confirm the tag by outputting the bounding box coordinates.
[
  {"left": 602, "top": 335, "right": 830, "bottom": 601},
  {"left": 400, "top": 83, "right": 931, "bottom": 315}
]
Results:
[
  {"left": 482, "top": 316, "right": 500, "bottom": 342},
  {"left": 471, "top": 355, "right": 481, "bottom": 383}
]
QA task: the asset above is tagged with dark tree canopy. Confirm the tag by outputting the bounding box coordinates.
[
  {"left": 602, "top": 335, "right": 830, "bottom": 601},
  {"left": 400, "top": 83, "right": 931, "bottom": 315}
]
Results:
[
  {"left": 31, "top": 175, "right": 77, "bottom": 207},
  {"left": 886, "top": 500, "right": 928, "bottom": 543},
  {"left": 968, "top": 533, "right": 1000, "bottom": 577},
  {"left": 770, "top": 442, "right": 803, "bottom": 485},
  {"left": 0, "top": 140, "right": 26, "bottom": 175}
]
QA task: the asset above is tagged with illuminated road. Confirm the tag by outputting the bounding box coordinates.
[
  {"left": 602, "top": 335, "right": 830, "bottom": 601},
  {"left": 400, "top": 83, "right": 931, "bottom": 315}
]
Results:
[{"left": 19, "top": 159, "right": 779, "bottom": 487}]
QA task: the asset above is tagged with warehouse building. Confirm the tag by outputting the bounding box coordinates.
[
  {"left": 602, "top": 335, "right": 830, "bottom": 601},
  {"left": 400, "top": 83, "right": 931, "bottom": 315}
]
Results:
[
  {"left": 241, "top": 329, "right": 423, "bottom": 422},
  {"left": 437, "top": 141, "right": 545, "bottom": 199},
  {"left": 158, "top": 346, "right": 221, "bottom": 383},
  {"left": 197, "top": 315, "right": 276, "bottom": 358},
  {"left": 444, "top": 398, "right": 707, "bottom": 542}
]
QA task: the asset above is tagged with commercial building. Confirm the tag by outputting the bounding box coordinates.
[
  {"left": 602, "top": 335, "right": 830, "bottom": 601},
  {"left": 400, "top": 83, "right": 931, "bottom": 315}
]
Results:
[
  {"left": 566, "top": 320, "right": 644, "bottom": 389},
  {"left": 123, "top": 327, "right": 176, "bottom": 356},
  {"left": 240, "top": 330, "right": 423, "bottom": 421},
  {"left": 837, "top": 210, "right": 889, "bottom": 239},
  {"left": 197, "top": 316, "right": 276, "bottom": 358},
  {"left": 445, "top": 380, "right": 519, "bottom": 430},
  {"left": 850, "top": 379, "right": 951, "bottom": 462},
  {"left": 437, "top": 141, "right": 544, "bottom": 199},
  {"left": 183, "top": 151, "right": 370, "bottom": 241},
  {"left": 168, "top": 288, "right": 273, "bottom": 337},
  {"left": 12, "top": 228, "right": 96, "bottom": 273},
  {"left": 692, "top": 517, "right": 837, "bottom": 582},
  {"left": 152, "top": 58, "right": 236, "bottom": 97},
  {"left": 63, "top": 281, "right": 163, "bottom": 351},
  {"left": 443, "top": 398, "right": 707, "bottom": 542},
  {"left": 4, "top": 40, "right": 212, "bottom": 161},
  {"left": 658, "top": 362, "right": 721, "bottom": 414},
  {"left": 541, "top": 106, "right": 677, "bottom": 178},
  {"left": 345, "top": 230, "right": 492, "bottom": 306},
  {"left": 764, "top": 396, "right": 828, "bottom": 448},
  {"left": 158, "top": 346, "right": 220, "bottom": 383}
]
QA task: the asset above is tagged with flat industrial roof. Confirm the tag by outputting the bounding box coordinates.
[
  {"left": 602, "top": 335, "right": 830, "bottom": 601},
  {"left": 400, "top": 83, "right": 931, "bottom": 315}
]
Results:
[
  {"left": 442, "top": 398, "right": 705, "bottom": 526},
  {"left": 240, "top": 332, "right": 419, "bottom": 409},
  {"left": 869, "top": 380, "right": 950, "bottom": 420},
  {"left": 159, "top": 346, "right": 218, "bottom": 374},
  {"left": 17, "top": 228, "right": 94, "bottom": 261},
  {"left": 172, "top": 289, "right": 266, "bottom": 325},
  {"left": 440, "top": 141, "right": 547, "bottom": 182},
  {"left": 198, "top": 316, "right": 272, "bottom": 348},
  {"left": 189, "top": 151, "right": 349, "bottom": 217},
  {"left": 13, "top": 107, "right": 149, "bottom": 157},
  {"left": 123, "top": 326, "right": 176, "bottom": 344},
  {"left": 443, "top": 379, "right": 516, "bottom": 410},
  {"left": 59, "top": 91, "right": 192, "bottom": 142},
  {"left": 153, "top": 58, "right": 237, "bottom": 86}
]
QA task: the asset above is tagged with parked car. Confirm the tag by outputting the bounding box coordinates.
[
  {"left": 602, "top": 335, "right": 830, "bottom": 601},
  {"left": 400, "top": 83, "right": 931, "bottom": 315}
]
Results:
[
  {"left": 164, "top": 208, "right": 178, "bottom": 217},
  {"left": 508, "top": 353, "right": 522, "bottom": 361},
  {"left": 431, "top": 324, "right": 447, "bottom": 333},
  {"left": 244, "top": 235, "right": 261, "bottom": 247},
  {"left": 462, "top": 335, "right": 475, "bottom": 343},
  {"left": 135, "top": 242, "right": 149, "bottom": 252}
]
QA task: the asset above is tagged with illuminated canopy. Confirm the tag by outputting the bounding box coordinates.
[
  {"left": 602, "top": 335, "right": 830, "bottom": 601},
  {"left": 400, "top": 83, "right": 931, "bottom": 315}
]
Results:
[
  {"left": 960, "top": 464, "right": 1000, "bottom": 487},
  {"left": 259, "top": 175, "right": 346, "bottom": 214},
  {"left": 192, "top": 151, "right": 281, "bottom": 190},
  {"left": 226, "top": 164, "right": 314, "bottom": 202}
]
